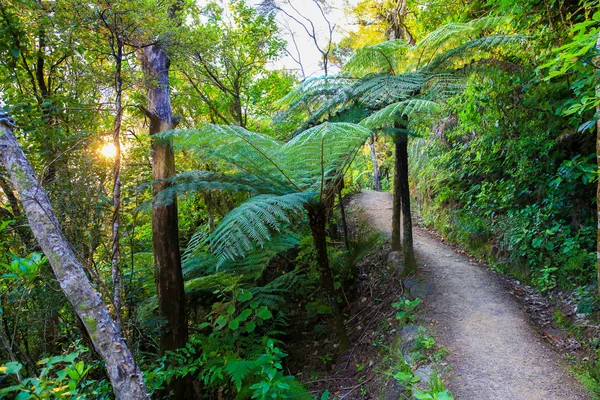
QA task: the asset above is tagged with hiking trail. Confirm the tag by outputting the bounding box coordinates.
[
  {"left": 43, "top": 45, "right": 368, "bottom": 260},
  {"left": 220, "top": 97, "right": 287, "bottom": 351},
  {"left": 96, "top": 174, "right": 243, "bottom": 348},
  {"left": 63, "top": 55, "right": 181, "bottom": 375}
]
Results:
[{"left": 351, "top": 190, "right": 590, "bottom": 400}]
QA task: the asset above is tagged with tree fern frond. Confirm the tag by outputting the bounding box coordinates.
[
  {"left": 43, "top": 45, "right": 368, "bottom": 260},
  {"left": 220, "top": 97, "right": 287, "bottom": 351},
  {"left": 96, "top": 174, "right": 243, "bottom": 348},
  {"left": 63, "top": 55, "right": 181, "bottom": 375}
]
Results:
[
  {"left": 414, "top": 16, "right": 515, "bottom": 70},
  {"left": 149, "top": 171, "right": 262, "bottom": 207},
  {"left": 344, "top": 39, "right": 409, "bottom": 76},
  {"left": 209, "top": 192, "right": 314, "bottom": 265},
  {"left": 163, "top": 125, "right": 295, "bottom": 193},
  {"left": 360, "top": 99, "right": 442, "bottom": 130},
  {"left": 284, "top": 123, "right": 372, "bottom": 191},
  {"left": 423, "top": 35, "right": 529, "bottom": 72},
  {"left": 298, "top": 74, "right": 426, "bottom": 131},
  {"left": 185, "top": 272, "right": 242, "bottom": 296},
  {"left": 184, "top": 230, "right": 303, "bottom": 282},
  {"left": 274, "top": 76, "right": 354, "bottom": 125},
  {"left": 467, "top": 15, "right": 513, "bottom": 31}
]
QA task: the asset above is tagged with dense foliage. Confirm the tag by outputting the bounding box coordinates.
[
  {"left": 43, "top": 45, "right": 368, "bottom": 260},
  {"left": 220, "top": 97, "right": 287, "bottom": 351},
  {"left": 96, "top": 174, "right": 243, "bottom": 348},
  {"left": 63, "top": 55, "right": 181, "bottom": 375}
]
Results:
[{"left": 0, "top": 0, "right": 599, "bottom": 398}]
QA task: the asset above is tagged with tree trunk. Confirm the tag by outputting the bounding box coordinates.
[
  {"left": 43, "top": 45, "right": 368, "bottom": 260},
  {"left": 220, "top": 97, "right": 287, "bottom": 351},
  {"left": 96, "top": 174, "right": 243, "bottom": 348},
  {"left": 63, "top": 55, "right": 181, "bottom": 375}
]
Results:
[
  {"left": 338, "top": 185, "right": 350, "bottom": 251},
  {"left": 111, "top": 44, "right": 124, "bottom": 333},
  {"left": 306, "top": 202, "right": 350, "bottom": 352},
  {"left": 391, "top": 133, "right": 402, "bottom": 251},
  {"left": 0, "top": 115, "right": 149, "bottom": 399},
  {"left": 596, "top": 33, "right": 600, "bottom": 298},
  {"left": 397, "top": 133, "right": 416, "bottom": 274},
  {"left": 369, "top": 134, "right": 381, "bottom": 191},
  {"left": 140, "top": 41, "right": 189, "bottom": 400}
]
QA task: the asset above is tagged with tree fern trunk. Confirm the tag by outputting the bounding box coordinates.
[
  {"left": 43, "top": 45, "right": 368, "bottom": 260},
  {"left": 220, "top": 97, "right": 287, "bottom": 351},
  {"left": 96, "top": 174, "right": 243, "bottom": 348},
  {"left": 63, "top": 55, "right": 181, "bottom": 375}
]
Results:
[
  {"left": 392, "top": 133, "right": 402, "bottom": 251},
  {"left": 306, "top": 202, "right": 350, "bottom": 352},
  {"left": 397, "top": 134, "right": 416, "bottom": 274}
]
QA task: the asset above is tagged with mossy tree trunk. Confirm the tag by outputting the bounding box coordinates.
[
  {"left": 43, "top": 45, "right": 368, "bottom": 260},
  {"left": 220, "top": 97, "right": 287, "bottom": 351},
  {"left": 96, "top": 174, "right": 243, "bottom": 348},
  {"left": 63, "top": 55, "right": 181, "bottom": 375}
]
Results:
[
  {"left": 140, "top": 41, "right": 190, "bottom": 399},
  {"left": 0, "top": 115, "right": 149, "bottom": 399},
  {"left": 306, "top": 201, "right": 350, "bottom": 352}
]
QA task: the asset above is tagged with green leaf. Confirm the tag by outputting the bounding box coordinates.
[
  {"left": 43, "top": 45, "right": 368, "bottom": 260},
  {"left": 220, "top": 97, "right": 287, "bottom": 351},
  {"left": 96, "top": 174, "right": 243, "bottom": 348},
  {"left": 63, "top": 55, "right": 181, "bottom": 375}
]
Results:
[
  {"left": 238, "top": 289, "right": 253, "bottom": 302},
  {"left": 1, "top": 362, "right": 22, "bottom": 376},
  {"left": 532, "top": 238, "right": 543, "bottom": 248},
  {"left": 246, "top": 321, "right": 256, "bottom": 333},
  {"left": 256, "top": 307, "right": 272, "bottom": 320},
  {"left": 229, "top": 320, "right": 240, "bottom": 330},
  {"left": 238, "top": 309, "right": 252, "bottom": 321}
]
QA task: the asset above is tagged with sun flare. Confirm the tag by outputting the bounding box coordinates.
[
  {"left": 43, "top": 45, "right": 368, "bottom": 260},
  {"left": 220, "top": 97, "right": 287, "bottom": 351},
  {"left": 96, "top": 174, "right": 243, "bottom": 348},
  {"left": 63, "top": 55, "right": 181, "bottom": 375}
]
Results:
[{"left": 100, "top": 143, "right": 117, "bottom": 158}]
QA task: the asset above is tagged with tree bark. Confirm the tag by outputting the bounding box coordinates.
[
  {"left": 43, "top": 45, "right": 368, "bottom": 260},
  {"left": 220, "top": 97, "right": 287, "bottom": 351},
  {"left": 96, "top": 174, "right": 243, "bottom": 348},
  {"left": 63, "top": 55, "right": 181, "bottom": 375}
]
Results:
[
  {"left": 306, "top": 202, "right": 350, "bottom": 352},
  {"left": 391, "top": 133, "right": 402, "bottom": 251},
  {"left": 111, "top": 44, "right": 124, "bottom": 333},
  {"left": 140, "top": 42, "right": 187, "bottom": 353},
  {"left": 369, "top": 134, "right": 381, "bottom": 191},
  {"left": 596, "top": 33, "right": 600, "bottom": 298},
  {"left": 140, "top": 40, "right": 189, "bottom": 400},
  {"left": 0, "top": 114, "right": 149, "bottom": 399},
  {"left": 397, "top": 133, "right": 416, "bottom": 274}
]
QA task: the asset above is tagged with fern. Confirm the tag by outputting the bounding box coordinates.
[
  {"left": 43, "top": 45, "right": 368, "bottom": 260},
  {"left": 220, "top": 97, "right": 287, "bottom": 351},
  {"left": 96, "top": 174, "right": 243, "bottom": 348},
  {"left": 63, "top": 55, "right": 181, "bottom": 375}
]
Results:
[
  {"left": 274, "top": 76, "right": 354, "bottom": 125},
  {"left": 149, "top": 171, "right": 266, "bottom": 207},
  {"left": 224, "top": 359, "right": 257, "bottom": 391},
  {"left": 360, "top": 99, "right": 442, "bottom": 129},
  {"left": 284, "top": 122, "right": 372, "bottom": 192},
  {"left": 414, "top": 16, "right": 514, "bottom": 68},
  {"left": 423, "top": 35, "right": 529, "bottom": 72},
  {"left": 164, "top": 125, "right": 294, "bottom": 194},
  {"left": 209, "top": 192, "right": 313, "bottom": 265},
  {"left": 344, "top": 39, "right": 410, "bottom": 76},
  {"left": 296, "top": 73, "right": 426, "bottom": 132}
]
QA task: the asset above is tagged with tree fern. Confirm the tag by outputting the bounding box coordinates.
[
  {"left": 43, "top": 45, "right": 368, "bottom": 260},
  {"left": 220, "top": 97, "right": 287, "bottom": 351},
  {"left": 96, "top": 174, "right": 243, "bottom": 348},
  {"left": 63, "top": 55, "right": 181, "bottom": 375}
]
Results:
[
  {"left": 209, "top": 192, "right": 313, "bottom": 265},
  {"left": 295, "top": 73, "right": 426, "bottom": 132},
  {"left": 344, "top": 39, "right": 410, "bottom": 76},
  {"left": 283, "top": 122, "right": 372, "bottom": 193},
  {"left": 163, "top": 125, "right": 294, "bottom": 194},
  {"left": 423, "top": 35, "right": 529, "bottom": 72},
  {"left": 149, "top": 171, "right": 266, "bottom": 207},
  {"left": 183, "top": 230, "right": 303, "bottom": 282},
  {"left": 360, "top": 99, "right": 443, "bottom": 130},
  {"left": 274, "top": 76, "right": 354, "bottom": 125},
  {"left": 414, "top": 16, "right": 514, "bottom": 68}
]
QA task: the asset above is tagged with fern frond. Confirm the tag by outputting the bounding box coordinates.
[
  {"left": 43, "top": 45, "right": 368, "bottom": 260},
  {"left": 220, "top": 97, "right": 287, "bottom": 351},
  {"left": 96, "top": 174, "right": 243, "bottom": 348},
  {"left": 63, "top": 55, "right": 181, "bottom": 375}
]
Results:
[
  {"left": 150, "top": 171, "right": 262, "bottom": 207},
  {"left": 360, "top": 99, "right": 442, "bottom": 130},
  {"left": 467, "top": 15, "right": 513, "bottom": 31},
  {"left": 284, "top": 123, "right": 372, "bottom": 191},
  {"left": 164, "top": 125, "right": 294, "bottom": 194},
  {"left": 274, "top": 76, "right": 354, "bottom": 125},
  {"left": 413, "top": 16, "right": 515, "bottom": 70},
  {"left": 224, "top": 360, "right": 257, "bottom": 391},
  {"left": 423, "top": 35, "right": 529, "bottom": 72},
  {"left": 209, "top": 192, "right": 314, "bottom": 265},
  {"left": 299, "top": 74, "right": 426, "bottom": 131},
  {"left": 344, "top": 40, "right": 409, "bottom": 76},
  {"left": 185, "top": 272, "right": 242, "bottom": 295}
]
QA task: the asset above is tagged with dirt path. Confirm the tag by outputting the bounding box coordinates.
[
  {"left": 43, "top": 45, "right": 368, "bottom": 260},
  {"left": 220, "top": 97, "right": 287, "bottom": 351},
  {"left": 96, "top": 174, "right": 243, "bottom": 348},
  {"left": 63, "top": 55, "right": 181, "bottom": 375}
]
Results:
[{"left": 351, "top": 190, "right": 590, "bottom": 400}]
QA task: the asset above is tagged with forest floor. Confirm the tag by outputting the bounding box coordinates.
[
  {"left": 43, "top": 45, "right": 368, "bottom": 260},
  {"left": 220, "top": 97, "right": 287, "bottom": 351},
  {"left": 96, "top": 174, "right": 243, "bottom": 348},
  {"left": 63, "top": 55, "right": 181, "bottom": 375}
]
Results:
[{"left": 351, "top": 190, "right": 591, "bottom": 400}]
